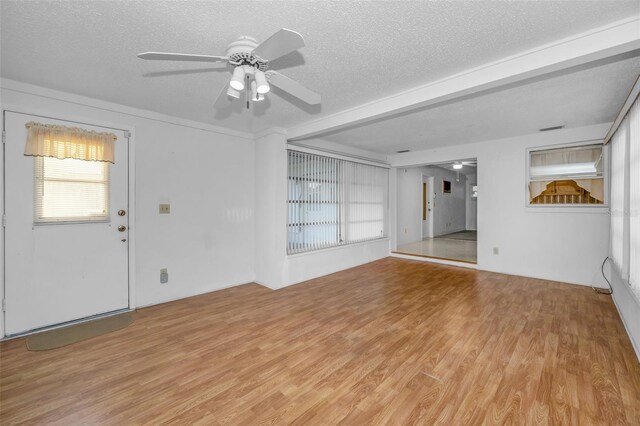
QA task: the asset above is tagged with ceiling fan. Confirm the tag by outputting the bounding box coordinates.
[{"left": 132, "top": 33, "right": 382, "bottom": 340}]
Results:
[{"left": 138, "top": 28, "right": 321, "bottom": 109}]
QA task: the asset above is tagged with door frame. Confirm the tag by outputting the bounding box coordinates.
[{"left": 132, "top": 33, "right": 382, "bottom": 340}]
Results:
[
  {"left": 1, "top": 106, "right": 137, "bottom": 339},
  {"left": 421, "top": 175, "right": 434, "bottom": 239},
  {"left": 465, "top": 179, "right": 478, "bottom": 231}
]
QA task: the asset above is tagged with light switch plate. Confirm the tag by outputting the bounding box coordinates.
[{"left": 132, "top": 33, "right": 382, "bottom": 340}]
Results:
[
  {"left": 160, "top": 268, "right": 168, "bottom": 284},
  {"left": 159, "top": 204, "right": 170, "bottom": 214}
]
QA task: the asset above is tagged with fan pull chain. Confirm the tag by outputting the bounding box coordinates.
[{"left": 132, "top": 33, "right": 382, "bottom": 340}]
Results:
[{"left": 246, "top": 75, "right": 251, "bottom": 109}]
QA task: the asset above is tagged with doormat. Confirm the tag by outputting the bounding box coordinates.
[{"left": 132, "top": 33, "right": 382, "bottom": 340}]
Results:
[{"left": 26, "top": 313, "right": 134, "bottom": 351}]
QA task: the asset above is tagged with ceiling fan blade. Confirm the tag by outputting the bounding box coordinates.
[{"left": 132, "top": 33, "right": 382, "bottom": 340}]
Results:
[
  {"left": 267, "top": 71, "right": 321, "bottom": 105},
  {"left": 138, "top": 52, "right": 228, "bottom": 63},
  {"left": 252, "top": 29, "right": 305, "bottom": 62}
]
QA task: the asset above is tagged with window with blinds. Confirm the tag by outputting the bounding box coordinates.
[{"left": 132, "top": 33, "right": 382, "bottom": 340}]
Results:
[
  {"left": 609, "top": 95, "right": 640, "bottom": 300},
  {"left": 34, "top": 157, "right": 110, "bottom": 223},
  {"left": 287, "top": 150, "right": 388, "bottom": 254},
  {"left": 610, "top": 125, "right": 628, "bottom": 278},
  {"left": 629, "top": 98, "right": 640, "bottom": 298}
]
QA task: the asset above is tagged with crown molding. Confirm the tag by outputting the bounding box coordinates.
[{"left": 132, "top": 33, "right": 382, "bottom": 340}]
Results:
[
  {"left": 0, "top": 79, "right": 255, "bottom": 140},
  {"left": 253, "top": 127, "right": 288, "bottom": 140}
]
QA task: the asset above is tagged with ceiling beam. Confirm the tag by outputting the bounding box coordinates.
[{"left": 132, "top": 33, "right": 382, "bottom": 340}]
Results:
[{"left": 287, "top": 16, "right": 640, "bottom": 141}]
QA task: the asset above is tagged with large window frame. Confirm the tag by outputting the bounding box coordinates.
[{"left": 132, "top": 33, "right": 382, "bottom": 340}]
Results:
[
  {"left": 526, "top": 140, "right": 609, "bottom": 209},
  {"left": 287, "top": 149, "right": 389, "bottom": 255}
]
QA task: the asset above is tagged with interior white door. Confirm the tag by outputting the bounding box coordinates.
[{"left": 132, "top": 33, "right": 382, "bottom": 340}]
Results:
[
  {"left": 422, "top": 175, "right": 434, "bottom": 239},
  {"left": 466, "top": 180, "right": 478, "bottom": 231},
  {"left": 4, "top": 112, "right": 129, "bottom": 335}
]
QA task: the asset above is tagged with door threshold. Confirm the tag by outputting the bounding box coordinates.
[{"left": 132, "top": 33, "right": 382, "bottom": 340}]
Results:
[
  {"left": 2, "top": 308, "right": 133, "bottom": 341},
  {"left": 391, "top": 251, "right": 478, "bottom": 268}
]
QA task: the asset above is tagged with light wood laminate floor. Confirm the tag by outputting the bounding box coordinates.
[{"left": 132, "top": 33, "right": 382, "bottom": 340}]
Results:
[
  {"left": 1, "top": 258, "right": 639, "bottom": 424},
  {"left": 396, "top": 237, "right": 477, "bottom": 263}
]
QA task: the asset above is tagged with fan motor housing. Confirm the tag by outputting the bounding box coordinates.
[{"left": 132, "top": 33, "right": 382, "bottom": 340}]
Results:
[{"left": 226, "top": 36, "right": 268, "bottom": 71}]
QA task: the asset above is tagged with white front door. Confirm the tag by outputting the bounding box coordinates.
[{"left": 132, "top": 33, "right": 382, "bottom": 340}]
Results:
[{"left": 3, "top": 112, "right": 129, "bottom": 335}]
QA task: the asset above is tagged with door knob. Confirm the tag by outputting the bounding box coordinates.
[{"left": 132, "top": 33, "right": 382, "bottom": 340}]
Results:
[
  {"left": 118, "top": 210, "right": 126, "bottom": 216},
  {"left": 118, "top": 225, "right": 127, "bottom": 232}
]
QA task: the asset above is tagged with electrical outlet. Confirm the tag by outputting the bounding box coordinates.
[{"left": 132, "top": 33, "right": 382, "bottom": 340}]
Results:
[
  {"left": 159, "top": 204, "right": 170, "bottom": 214},
  {"left": 160, "top": 268, "right": 168, "bottom": 283},
  {"left": 493, "top": 247, "right": 499, "bottom": 255}
]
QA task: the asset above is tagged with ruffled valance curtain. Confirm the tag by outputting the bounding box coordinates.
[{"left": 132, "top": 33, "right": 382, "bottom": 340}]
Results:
[{"left": 24, "top": 121, "right": 116, "bottom": 163}]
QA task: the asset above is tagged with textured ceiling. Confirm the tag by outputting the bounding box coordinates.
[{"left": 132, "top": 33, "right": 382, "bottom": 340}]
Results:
[
  {"left": 1, "top": 0, "right": 638, "bottom": 137},
  {"left": 321, "top": 54, "right": 640, "bottom": 154}
]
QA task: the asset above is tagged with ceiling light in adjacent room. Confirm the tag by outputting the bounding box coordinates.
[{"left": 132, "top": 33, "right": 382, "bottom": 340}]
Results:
[{"left": 453, "top": 162, "right": 463, "bottom": 169}]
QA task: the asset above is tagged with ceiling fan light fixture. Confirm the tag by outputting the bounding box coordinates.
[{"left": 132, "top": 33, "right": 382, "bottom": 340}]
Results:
[
  {"left": 251, "top": 81, "right": 264, "bottom": 102},
  {"left": 453, "top": 162, "right": 463, "bottom": 170},
  {"left": 230, "top": 66, "right": 246, "bottom": 91},
  {"left": 254, "top": 70, "right": 270, "bottom": 94},
  {"left": 227, "top": 86, "right": 240, "bottom": 99},
  {"left": 138, "top": 29, "right": 321, "bottom": 108}
]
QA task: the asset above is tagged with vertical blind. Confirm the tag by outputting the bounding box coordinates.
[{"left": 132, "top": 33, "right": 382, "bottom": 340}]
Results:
[
  {"left": 287, "top": 150, "right": 388, "bottom": 254},
  {"left": 610, "top": 124, "right": 628, "bottom": 277},
  {"left": 609, "top": 95, "right": 640, "bottom": 299},
  {"left": 629, "top": 98, "right": 640, "bottom": 297}
]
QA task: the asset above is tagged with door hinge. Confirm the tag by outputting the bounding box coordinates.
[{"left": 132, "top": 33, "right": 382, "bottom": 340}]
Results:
[
  {"left": 2, "top": 215, "right": 5, "bottom": 228},
  {"left": 123, "top": 130, "right": 131, "bottom": 139},
  {"left": 2, "top": 130, "right": 6, "bottom": 144},
  {"left": 2, "top": 299, "right": 5, "bottom": 312}
]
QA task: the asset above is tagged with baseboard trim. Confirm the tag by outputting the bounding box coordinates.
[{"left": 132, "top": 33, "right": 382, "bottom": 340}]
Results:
[{"left": 611, "top": 289, "right": 640, "bottom": 362}]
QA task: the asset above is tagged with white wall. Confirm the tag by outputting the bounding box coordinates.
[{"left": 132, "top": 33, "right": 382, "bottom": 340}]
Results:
[
  {"left": 389, "top": 124, "right": 612, "bottom": 288},
  {"left": 284, "top": 240, "right": 390, "bottom": 287},
  {"left": 1, "top": 81, "right": 256, "bottom": 324},
  {"left": 254, "top": 132, "right": 390, "bottom": 289},
  {"left": 254, "top": 131, "right": 288, "bottom": 288},
  {"left": 396, "top": 167, "right": 423, "bottom": 246}
]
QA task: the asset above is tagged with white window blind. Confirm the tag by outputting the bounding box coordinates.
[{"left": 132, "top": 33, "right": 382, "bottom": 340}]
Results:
[
  {"left": 610, "top": 122, "right": 628, "bottom": 277},
  {"left": 341, "top": 161, "right": 388, "bottom": 244},
  {"left": 287, "top": 150, "right": 388, "bottom": 254},
  {"left": 629, "top": 98, "right": 640, "bottom": 297},
  {"left": 35, "top": 157, "right": 110, "bottom": 223}
]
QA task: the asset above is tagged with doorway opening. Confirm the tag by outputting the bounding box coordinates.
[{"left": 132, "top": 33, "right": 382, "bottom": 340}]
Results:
[{"left": 394, "top": 159, "right": 477, "bottom": 263}]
